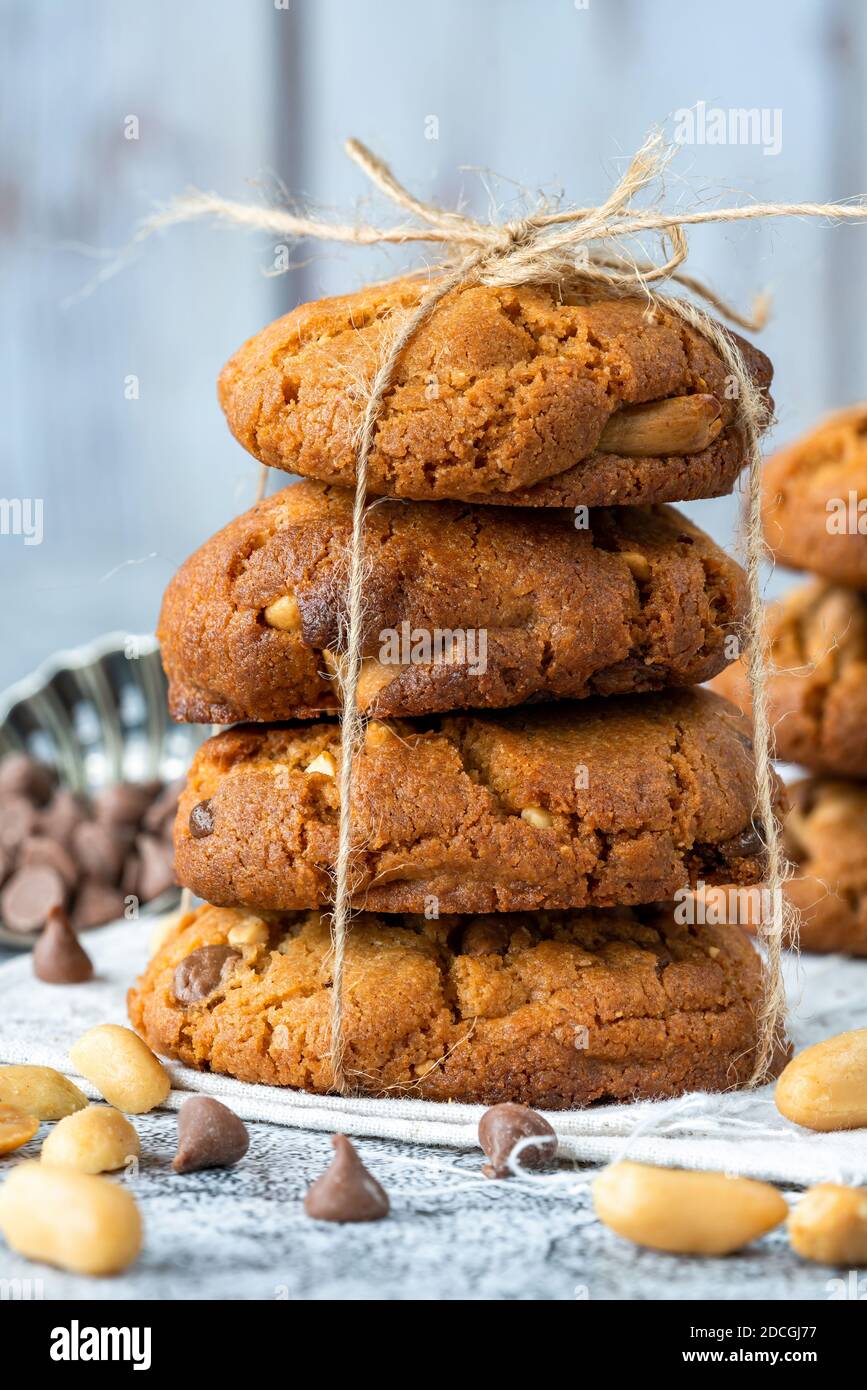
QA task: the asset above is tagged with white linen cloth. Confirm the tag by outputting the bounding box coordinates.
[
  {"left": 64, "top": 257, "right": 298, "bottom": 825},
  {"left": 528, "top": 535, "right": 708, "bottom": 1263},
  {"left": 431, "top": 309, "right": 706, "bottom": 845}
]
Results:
[{"left": 1, "top": 918, "right": 864, "bottom": 1187}]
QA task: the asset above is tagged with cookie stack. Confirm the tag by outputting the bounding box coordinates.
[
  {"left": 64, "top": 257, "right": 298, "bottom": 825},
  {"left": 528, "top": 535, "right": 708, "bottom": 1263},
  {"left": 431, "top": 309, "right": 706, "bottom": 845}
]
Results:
[
  {"left": 714, "top": 405, "right": 867, "bottom": 956},
  {"left": 130, "top": 280, "right": 783, "bottom": 1106}
]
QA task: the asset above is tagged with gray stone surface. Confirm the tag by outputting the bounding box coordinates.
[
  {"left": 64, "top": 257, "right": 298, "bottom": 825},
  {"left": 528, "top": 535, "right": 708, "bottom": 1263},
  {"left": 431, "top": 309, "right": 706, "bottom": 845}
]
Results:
[{"left": 0, "top": 1111, "right": 854, "bottom": 1302}]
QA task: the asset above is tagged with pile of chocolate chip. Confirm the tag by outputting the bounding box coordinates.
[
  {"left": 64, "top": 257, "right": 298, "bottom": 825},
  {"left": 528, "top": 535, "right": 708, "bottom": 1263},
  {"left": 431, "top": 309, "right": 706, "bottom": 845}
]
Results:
[{"left": 0, "top": 752, "right": 181, "bottom": 937}]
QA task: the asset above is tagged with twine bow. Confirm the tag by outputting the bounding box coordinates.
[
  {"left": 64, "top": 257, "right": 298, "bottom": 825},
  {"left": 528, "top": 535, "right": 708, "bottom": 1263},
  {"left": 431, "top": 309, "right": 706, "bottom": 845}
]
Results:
[{"left": 131, "top": 130, "right": 867, "bottom": 1094}]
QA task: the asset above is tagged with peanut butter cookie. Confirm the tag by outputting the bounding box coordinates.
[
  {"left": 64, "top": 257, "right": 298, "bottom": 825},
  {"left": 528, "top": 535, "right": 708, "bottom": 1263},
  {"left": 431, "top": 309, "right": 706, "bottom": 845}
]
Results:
[
  {"left": 159, "top": 480, "right": 746, "bottom": 724},
  {"left": 711, "top": 580, "right": 867, "bottom": 778},
  {"left": 763, "top": 405, "right": 867, "bottom": 589},
  {"left": 173, "top": 691, "right": 781, "bottom": 914},
  {"left": 218, "top": 280, "right": 772, "bottom": 505},
  {"left": 128, "top": 901, "right": 775, "bottom": 1107},
  {"left": 782, "top": 777, "right": 867, "bottom": 956}
]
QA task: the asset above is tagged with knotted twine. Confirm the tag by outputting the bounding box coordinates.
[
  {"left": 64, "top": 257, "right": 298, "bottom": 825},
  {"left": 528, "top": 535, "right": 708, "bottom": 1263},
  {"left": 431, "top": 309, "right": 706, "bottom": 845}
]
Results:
[{"left": 135, "top": 131, "right": 867, "bottom": 1094}]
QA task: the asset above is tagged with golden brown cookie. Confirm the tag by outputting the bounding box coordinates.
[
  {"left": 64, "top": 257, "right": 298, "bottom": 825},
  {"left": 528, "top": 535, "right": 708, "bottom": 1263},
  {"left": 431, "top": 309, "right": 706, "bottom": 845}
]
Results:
[
  {"left": 173, "top": 691, "right": 780, "bottom": 914},
  {"left": 218, "top": 280, "right": 772, "bottom": 505},
  {"left": 763, "top": 405, "right": 867, "bottom": 589},
  {"left": 128, "top": 902, "right": 775, "bottom": 1107},
  {"left": 781, "top": 777, "right": 867, "bottom": 956},
  {"left": 711, "top": 580, "right": 867, "bottom": 778},
  {"left": 158, "top": 480, "right": 746, "bottom": 723}
]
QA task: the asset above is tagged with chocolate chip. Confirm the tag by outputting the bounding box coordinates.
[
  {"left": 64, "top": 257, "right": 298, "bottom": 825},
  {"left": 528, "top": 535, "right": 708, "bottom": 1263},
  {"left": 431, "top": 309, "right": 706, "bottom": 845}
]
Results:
[
  {"left": 173, "top": 945, "right": 240, "bottom": 1004},
  {"left": 39, "top": 788, "right": 88, "bottom": 847},
  {"left": 172, "top": 1096, "right": 249, "bottom": 1173},
  {"left": 0, "top": 795, "right": 38, "bottom": 851},
  {"left": 32, "top": 906, "right": 93, "bottom": 984},
  {"left": 725, "top": 827, "right": 764, "bottom": 859},
  {"left": 0, "top": 864, "right": 66, "bottom": 934},
  {"left": 188, "top": 799, "right": 215, "bottom": 839},
  {"left": 0, "top": 753, "right": 56, "bottom": 805},
  {"left": 303, "top": 1134, "right": 390, "bottom": 1222},
  {"left": 71, "top": 820, "right": 128, "bottom": 883},
  {"left": 142, "top": 777, "right": 184, "bottom": 835},
  {"left": 135, "top": 833, "right": 175, "bottom": 902},
  {"left": 71, "top": 878, "right": 126, "bottom": 931},
  {"left": 478, "top": 1102, "right": 557, "bottom": 1179},
  {"left": 93, "top": 781, "right": 157, "bottom": 827},
  {"left": 19, "top": 835, "right": 79, "bottom": 891}
]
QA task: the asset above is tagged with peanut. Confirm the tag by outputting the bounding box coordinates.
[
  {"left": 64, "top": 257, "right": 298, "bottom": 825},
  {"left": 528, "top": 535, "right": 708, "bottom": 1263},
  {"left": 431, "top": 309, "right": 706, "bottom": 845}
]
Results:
[
  {"left": 520, "top": 806, "right": 554, "bottom": 829},
  {"left": 592, "top": 1161, "right": 787, "bottom": 1255},
  {"left": 263, "top": 593, "right": 301, "bottom": 631},
  {"left": 41, "top": 1105, "right": 140, "bottom": 1174},
  {"left": 226, "top": 916, "right": 270, "bottom": 947},
  {"left": 789, "top": 1184, "right": 867, "bottom": 1266},
  {"left": 304, "top": 750, "right": 336, "bottom": 778},
  {"left": 596, "top": 393, "right": 722, "bottom": 457},
  {"left": 0, "top": 1162, "right": 141, "bottom": 1275},
  {"left": 0, "top": 1103, "right": 39, "bottom": 1154},
  {"left": 775, "top": 1029, "right": 867, "bottom": 1131},
  {"left": 69, "top": 1024, "right": 170, "bottom": 1114},
  {"left": 0, "top": 1064, "right": 87, "bottom": 1120},
  {"left": 621, "top": 550, "right": 652, "bottom": 582}
]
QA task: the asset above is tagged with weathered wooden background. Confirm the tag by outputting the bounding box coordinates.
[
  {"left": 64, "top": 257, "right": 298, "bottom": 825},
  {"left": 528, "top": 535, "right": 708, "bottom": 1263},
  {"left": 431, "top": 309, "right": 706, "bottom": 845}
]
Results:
[{"left": 1, "top": 0, "right": 866, "bottom": 689}]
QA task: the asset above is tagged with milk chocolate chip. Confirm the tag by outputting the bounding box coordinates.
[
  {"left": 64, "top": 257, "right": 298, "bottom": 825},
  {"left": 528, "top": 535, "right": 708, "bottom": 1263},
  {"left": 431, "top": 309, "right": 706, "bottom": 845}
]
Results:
[
  {"left": 71, "top": 821, "right": 127, "bottom": 884},
  {"left": 0, "top": 865, "right": 66, "bottom": 934},
  {"left": 725, "top": 826, "right": 764, "bottom": 859},
  {"left": 71, "top": 879, "right": 125, "bottom": 931},
  {"left": 478, "top": 1102, "right": 557, "bottom": 1179},
  {"left": 303, "top": 1134, "right": 390, "bottom": 1222},
  {"left": 0, "top": 753, "right": 55, "bottom": 805},
  {"left": 33, "top": 906, "right": 93, "bottom": 984},
  {"left": 173, "top": 945, "right": 240, "bottom": 1004},
  {"left": 188, "top": 800, "right": 215, "bottom": 839},
  {"left": 135, "top": 834, "right": 175, "bottom": 902},
  {"left": 0, "top": 796, "right": 38, "bottom": 851},
  {"left": 173, "top": 1096, "right": 249, "bottom": 1173}
]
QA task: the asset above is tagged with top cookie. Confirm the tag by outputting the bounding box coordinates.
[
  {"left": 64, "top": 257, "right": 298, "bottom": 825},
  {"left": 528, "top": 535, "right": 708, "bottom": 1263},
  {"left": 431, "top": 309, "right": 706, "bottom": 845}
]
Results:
[
  {"left": 158, "top": 480, "right": 746, "bottom": 724},
  {"left": 763, "top": 404, "right": 867, "bottom": 588},
  {"left": 218, "top": 280, "right": 772, "bottom": 505}
]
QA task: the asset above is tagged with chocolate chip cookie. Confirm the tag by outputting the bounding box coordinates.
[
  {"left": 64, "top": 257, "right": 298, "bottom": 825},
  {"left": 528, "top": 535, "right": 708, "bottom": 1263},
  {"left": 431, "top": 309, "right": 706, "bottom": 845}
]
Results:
[
  {"left": 159, "top": 479, "right": 746, "bottom": 724},
  {"left": 782, "top": 777, "right": 867, "bottom": 955},
  {"left": 218, "top": 280, "right": 772, "bottom": 505},
  {"left": 711, "top": 580, "right": 867, "bottom": 778},
  {"left": 173, "top": 691, "right": 780, "bottom": 914},
  {"left": 128, "top": 901, "right": 776, "bottom": 1107},
  {"left": 763, "top": 404, "right": 867, "bottom": 589}
]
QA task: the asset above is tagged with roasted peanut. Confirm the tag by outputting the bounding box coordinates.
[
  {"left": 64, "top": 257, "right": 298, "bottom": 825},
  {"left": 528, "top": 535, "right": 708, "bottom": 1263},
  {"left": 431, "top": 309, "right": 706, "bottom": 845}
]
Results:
[
  {"left": 592, "top": 1161, "right": 787, "bottom": 1255},
  {"left": 304, "top": 751, "right": 336, "bottom": 778},
  {"left": 596, "top": 393, "right": 722, "bottom": 457},
  {"left": 789, "top": 1184, "right": 867, "bottom": 1266},
  {"left": 69, "top": 1024, "right": 170, "bottom": 1114},
  {"left": 263, "top": 594, "right": 301, "bottom": 631},
  {"left": 41, "top": 1105, "right": 140, "bottom": 1174},
  {"left": 226, "top": 916, "right": 270, "bottom": 948},
  {"left": 775, "top": 1030, "right": 867, "bottom": 1132},
  {"left": 0, "top": 1103, "right": 39, "bottom": 1154},
  {"left": 0, "top": 1162, "right": 141, "bottom": 1275},
  {"left": 621, "top": 550, "right": 652, "bottom": 582},
  {"left": 0, "top": 1064, "right": 87, "bottom": 1120}
]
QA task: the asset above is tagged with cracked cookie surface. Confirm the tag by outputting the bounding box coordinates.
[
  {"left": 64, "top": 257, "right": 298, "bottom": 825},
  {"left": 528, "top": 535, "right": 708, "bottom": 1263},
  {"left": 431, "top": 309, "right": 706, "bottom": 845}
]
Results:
[
  {"left": 711, "top": 580, "right": 867, "bottom": 778},
  {"left": 173, "top": 691, "right": 781, "bottom": 914},
  {"left": 218, "top": 280, "right": 772, "bottom": 505},
  {"left": 128, "top": 901, "right": 773, "bottom": 1107},
  {"left": 159, "top": 479, "right": 747, "bottom": 723},
  {"left": 763, "top": 405, "right": 867, "bottom": 589}
]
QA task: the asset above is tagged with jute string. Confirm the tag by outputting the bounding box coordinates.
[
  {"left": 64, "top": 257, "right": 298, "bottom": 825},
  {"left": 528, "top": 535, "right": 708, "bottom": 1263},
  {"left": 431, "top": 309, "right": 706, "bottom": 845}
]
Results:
[{"left": 132, "top": 131, "right": 867, "bottom": 1093}]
